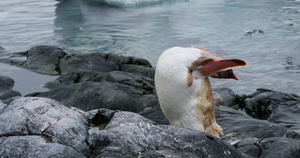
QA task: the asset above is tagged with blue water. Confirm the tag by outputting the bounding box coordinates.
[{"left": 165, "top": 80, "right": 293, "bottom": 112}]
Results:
[{"left": 0, "top": 0, "right": 300, "bottom": 95}]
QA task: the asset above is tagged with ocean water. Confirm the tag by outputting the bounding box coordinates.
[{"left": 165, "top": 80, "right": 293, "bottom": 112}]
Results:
[{"left": 0, "top": 0, "right": 299, "bottom": 95}]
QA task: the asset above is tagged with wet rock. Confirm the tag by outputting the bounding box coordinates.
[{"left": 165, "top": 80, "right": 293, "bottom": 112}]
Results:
[
  {"left": 45, "top": 71, "right": 155, "bottom": 95},
  {"left": 23, "top": 45, "right": 68, "bottom": 75},
  {"left": 32, "top": 81, "right": 145, "bottom": 112},
  {"left": 235, "top": 137, "right": 300, "bottom": 158},
  {"left": 59, "top": 53, "right": 115, "bottom": 74},
  {"left": 0, "top": 97, "right": 243, "bottom": 157},
  {"left": 235, "top": 138, "right": 261, "bottom": 158},
  {"left": 0, "top": 89, "right": 21, "bottom": 100},
  {"left": 142, "top": 89, "right": 300, "bottom": 157},
  {"left": 0, "top": 45, "right": 154, "bottom": 77},
  {"left": 0, "top": 136, "right": 84, "bottom": 157},
  {"left": 213, "top": 87, "right": 238, "bottom": 108},
  {"left": 87, "top": 109, "right": 242, "bottom": 158},
  {"left": 258, "top": 137, "right": 300, "bottom": 158},
  {"left": 139, "top": 106, "right": 169, "bottom": 125},
  {"left": 215, "top": 88, "right": 300, "bottom": 133},
  {"left": 1, "top": 94, "right": 299, "bottom": 157},
  {"left": 121, "top": 64, "right": 155, "bottom": 79},
  {"left": 0, "top": 75, "right": 14, "bottom": 90},
  {"left": 214, "top": 88, "right": 300, "bottom": 157},
  {"left": 29, "top": 71, "right": 157, "bottom": 112},
  {"left": 244, "top": 89, "right": 300, "bottom": 125},
  {"left": 0, "top": 97, "right": 89, "bottom": 156},
  {"left": 0, "top": 75, "right": 21, "bottom": 100},
  {"left": 215, "top": 106, "right": 294, "bottom": 141},
  {"left": 213, "top": 87, "right": 247, "bottom": 110}
]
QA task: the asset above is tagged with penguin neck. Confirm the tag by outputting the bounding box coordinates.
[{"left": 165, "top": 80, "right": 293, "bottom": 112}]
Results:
[
  {"left": 195, "top": 78, "right": 215, "bottom": 130},
  {"left": 197, "top": 78, "right": 213, "bottom": 105}
]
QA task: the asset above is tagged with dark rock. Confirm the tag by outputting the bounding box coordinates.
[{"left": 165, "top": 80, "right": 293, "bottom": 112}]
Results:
[
  {"left": 0, "top": 97, "right": 90, "bottom": 156},
  {"left": 1, "top": 95, "right": 299, "bottom": 157},
  {"left": 213, "top": 87, "right": 248, "bottom": 110},
  {"left": 215, "top": 88, "right": 300, "bottom": 135},
  {"left": 216, "top": 105, "right": 298, "bottom": 141},
  {"left": 258, "top": 137, "right": 300, "bottom": 158},
  {"left": 87, "top": 110, "right": 242, "bottom": 158},
  {"left": 141, "top": 94, "right": 159, "bottom": 108},
  {"left": 0, "top": 136, "right": 85, "bottom": 157},
  {"left": 141, "top": 92, "right": 300, "bottom": 157},
  {"left": 213, "top": 88, "right": 300, "bottom": 157},
  {"left": 143, "top": 104, "right": 298, "bottom": 141},
  {"left": 31, "top": 81, "right": 145, "bottom": 112},
  {"left": 213, "top": 87, "right": 238, "bottom": 108},
  {"left": 45, "top": 71, "right": 155, "bottom": 95},
  {"left": 29, "top": 70, "right": 158, "bottom": 112},
  {"left": 0, "top": 76, "right": 21, "bottom": 100},
  {"left": 236, "top": 137, "right": 300, "bottom": 158},
  {"left": 121, "top": 64, "right": 155, "bottom": 79},
  {"left": 0, "top": 45, "right": 154, "bottom": 77},
  {"left": 0, "top": 75, "right": 14, "bottom": 90},
  {"left": 23, "top": 45, "right": 68, "bottom": 75},
  {"left": 235, "top": 138, "right": 261, "bottom": 157},
  {"left": 59, "top": 53, "right": 115, "bottom": 74},
  {"left": 0, "top": 97, "right": 243, "bottom": 157},
  {"left": 139, "top": 106, "right": 169, "bottom": 125},
  {"left": 0, "top": 89, "right": 21, "bottom": 100},
  {"left": 87, "top": 108, "right": 115, "bottom": 127},
  {"left": 104, "top": 53, "right": 152, "bottom": 67},
  {"left": 244, "top": 89, "right": 300, "bottom": 122},
  {"left": 212, "top": 90, "right": 225, "bottom": 106}
]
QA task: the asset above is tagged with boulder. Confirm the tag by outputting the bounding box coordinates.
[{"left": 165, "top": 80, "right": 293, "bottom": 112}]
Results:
[
  {"left": 0, "top": 97, "right": 89, "bottom": 156},
  {"left": 121, "top": 64, "right": 155, "bottom": 79},
  {"left": 0, "top": 45, "right": 154, "bottom": 77},
  {"left": 215, "top": 106, "right": 297, "bottom": 141},
  {"left": 59, "top": 53, "right": 115, "bottom": 74},
  {"left": 0, "top": 75, "right": 14, "bottom": 90},
  {"left": 235, "top": 137, "right": 300, "bottom": 158},
  {"left": 141, "top": 89, "right": 300, "bottom": 158},
  {"left": 258, "top": 137, "right": 300, "bottom": 158},
  {"left": 214, "top": 88, "right": 300, "bottom": 134},
  {"left": 0, "top": 97, "right": 243, "bottom": 157},
  {"left": 1, "top": 91, "right": 300, "bottom": 157},
  {"left": 0, "top": 75, "right": 21, "bottom": 100},
  {"left": 32, "top": 81, "right": 145, "bottom": 112},
  {"left": 23, "top": 45, "right": 68, "bottom": 75},
  {"left": 0, "top": 136, "right": 84, "bottom": 157},
  {"left": 87, "top": 109, "right": 242, "bottom": 158},
  {"left": 28, "top": 71, "right": 158, "bottom": 112},
  {"left": 45, "top": 71, "right": 155, "bottom": 95}
]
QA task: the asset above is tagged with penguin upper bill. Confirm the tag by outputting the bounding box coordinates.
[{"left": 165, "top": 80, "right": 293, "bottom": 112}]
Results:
[{"left": 198, "top": 59, "right": 247, "bottom": 80}]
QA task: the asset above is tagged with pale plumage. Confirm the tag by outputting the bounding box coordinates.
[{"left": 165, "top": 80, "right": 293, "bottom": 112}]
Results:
[{"left": 155, "top": 47, "right": 246, "bottom": 138}]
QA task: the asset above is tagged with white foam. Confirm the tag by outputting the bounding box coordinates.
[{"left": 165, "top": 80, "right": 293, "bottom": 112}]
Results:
[{"left": 102, "top": 0, "right": 167, "bottom": 7}]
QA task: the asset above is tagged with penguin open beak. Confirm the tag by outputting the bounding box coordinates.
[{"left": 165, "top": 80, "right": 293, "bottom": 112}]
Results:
[{"left": 199, "top": 59, "right": 247, "bottom": 80}]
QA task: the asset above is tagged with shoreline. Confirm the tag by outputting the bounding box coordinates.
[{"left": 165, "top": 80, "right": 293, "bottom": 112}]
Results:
[{"left": 0, "top": 45, "right": 299, "bottom": 157}]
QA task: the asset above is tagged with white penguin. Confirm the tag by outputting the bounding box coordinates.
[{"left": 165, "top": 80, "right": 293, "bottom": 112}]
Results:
[{"left": 154, "top": 47, "right": 246, "bottom": 138}]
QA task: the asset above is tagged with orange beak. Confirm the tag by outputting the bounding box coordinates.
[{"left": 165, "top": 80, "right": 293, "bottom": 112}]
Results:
[{"left": 199, "top": 59, "right": 247, "bottom": 80}]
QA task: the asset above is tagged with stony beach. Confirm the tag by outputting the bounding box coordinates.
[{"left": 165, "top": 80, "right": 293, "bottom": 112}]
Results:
[{"left": 0, "top": 45, "right": 299, "bottom": 157}]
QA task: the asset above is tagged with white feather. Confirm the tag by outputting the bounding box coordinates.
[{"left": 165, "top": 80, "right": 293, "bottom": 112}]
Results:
[{"left": 155, "top": 47, "right": 207, "bottom": 131}]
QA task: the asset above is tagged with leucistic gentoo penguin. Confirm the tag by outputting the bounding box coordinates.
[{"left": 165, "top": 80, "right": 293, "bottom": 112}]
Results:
[{"left": 154, "top": 47, "right": 247, "bottom": 138}]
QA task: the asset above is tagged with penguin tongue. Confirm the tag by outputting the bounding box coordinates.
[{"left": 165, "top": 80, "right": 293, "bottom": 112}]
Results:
[{"left": 199, "top": 59, "right": 247, "bottom": 79}]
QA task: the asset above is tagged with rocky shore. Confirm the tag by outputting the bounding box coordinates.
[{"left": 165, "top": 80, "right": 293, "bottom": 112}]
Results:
[{"left": 0, "top": 45, "right": 299, "bottom": 157}]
